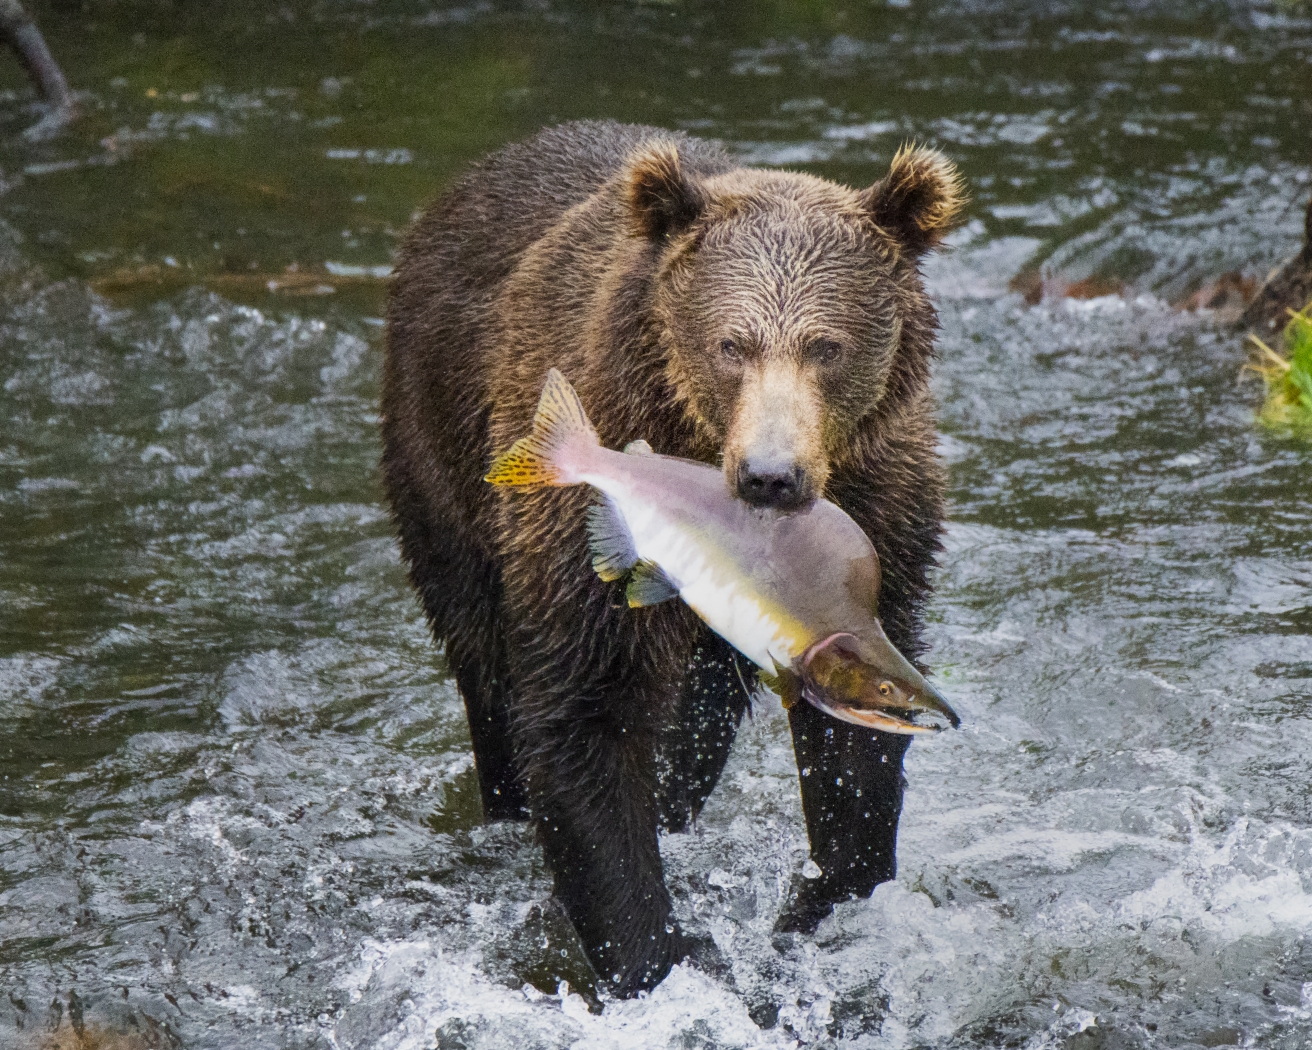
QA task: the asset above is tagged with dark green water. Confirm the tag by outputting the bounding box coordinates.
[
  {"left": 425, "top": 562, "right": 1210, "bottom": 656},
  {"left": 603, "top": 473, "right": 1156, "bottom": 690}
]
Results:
[{"left": 2, "top": 2, "right": 1312, "bottom": 1047}]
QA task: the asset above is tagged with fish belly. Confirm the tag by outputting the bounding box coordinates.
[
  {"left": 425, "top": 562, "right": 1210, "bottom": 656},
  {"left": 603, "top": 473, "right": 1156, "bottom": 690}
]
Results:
[
  {"left": 611, "top": 492, "right": 800, "bottom": 671},
  {"left": 680, "top": 573, "right": 799, "bottom": 671}
]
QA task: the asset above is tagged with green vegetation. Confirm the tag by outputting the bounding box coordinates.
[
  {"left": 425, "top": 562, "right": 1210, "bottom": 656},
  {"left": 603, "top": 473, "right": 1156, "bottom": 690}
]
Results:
[{"left": 1247, "top": 303, "right": 1312, "bottom": 432}]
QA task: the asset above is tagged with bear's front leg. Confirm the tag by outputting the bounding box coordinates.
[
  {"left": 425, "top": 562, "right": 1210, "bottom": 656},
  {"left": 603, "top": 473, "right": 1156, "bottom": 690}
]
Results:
[
  {"left": 493, "top": 483, "right": 705, "bottom": 996},
  {"left": 515, "top": 679, "right": 687, "bottom": 997},
  {"left": 776, "top": 698, "right": 913, "bottom": 934}
]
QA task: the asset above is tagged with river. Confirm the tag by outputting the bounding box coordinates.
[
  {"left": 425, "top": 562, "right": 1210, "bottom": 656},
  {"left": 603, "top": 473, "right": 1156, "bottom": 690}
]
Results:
[{"left": 2, "top": 1, "right": 1311, "bottom": 1047}]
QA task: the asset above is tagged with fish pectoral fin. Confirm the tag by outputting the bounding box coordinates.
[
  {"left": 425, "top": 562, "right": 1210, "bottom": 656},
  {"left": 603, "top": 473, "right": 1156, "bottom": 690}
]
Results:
[
  {"left": 587, "top": 495, "right": 676, "bottom": 607},
  {"left": 625, "top": 559, "right": 679, "bottom": 607},
  {"left": 586, "top": 495, "right": 638, "bottom": 582},
  {"left": 761, "top": 660, "right": 803, "bottom": 710},
  {"left": 623, "top": 438, "right": 655, "bottom": 456}
]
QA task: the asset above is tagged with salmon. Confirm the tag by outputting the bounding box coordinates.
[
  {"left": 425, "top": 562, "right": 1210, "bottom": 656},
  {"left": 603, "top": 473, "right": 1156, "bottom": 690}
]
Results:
[{"left": 485, "top": 369, "right": 960, "bottom": 735}]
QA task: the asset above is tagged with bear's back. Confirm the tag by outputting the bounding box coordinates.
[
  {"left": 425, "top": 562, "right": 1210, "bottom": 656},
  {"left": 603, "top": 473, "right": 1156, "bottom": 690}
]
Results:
[{"left": 391, "top": 121, "right": 731, "bottom": 323}]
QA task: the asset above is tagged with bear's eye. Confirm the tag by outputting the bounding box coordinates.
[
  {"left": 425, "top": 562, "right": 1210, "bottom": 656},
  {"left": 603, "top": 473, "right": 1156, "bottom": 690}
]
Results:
[
  {"left": 718, "top": 338, "right": 743, "bottom": 363},
  {"left": 808, "top": 338, "right": 843, "bottom": 364}
]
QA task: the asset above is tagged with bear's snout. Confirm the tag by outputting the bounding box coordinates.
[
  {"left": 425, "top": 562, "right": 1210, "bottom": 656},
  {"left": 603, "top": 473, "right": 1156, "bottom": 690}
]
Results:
[
  {"left": 721, "top": 359, "right": 826, "bottom": 512},
  {"left": 735, "top": 457, "right": 809, "bottom": 510}
]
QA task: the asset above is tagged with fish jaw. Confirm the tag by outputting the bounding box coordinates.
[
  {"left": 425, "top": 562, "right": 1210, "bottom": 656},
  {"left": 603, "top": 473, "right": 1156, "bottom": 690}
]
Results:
[
  {"left": 798, "top": 630, "right": 961, "bottom": 733},
  {"left": 852, "top": 625, "right": 961, "bottom": 728},
  {"left": 802, "top": 686, "right": 945, "bottom": 735}
]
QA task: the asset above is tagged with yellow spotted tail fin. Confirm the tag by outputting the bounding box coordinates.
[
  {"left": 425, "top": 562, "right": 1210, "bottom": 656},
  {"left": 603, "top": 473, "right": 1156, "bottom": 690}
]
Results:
[{"left": 484, "top": 368, "right": 599, "bottom": 487}]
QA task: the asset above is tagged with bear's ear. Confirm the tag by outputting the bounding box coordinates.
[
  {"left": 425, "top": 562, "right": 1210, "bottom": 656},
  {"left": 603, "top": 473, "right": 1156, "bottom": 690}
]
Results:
[
  {"left": 624, "top": 143, "right": 708, "bottom": 241},
  {"left": 860, "top": 145, "right": 966, "bottom": 259}
]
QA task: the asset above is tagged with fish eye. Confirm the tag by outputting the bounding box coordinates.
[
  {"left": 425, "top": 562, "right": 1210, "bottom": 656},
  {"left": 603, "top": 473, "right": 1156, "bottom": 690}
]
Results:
[
  {"left": 808, "top": 338, "right": 843, "bottom": 364},
  {"left": 878, "top": 681, "right": 893, "bottom": 696},
  {"left": 719, "top": 338, "right": 742, "bottom": 362}
]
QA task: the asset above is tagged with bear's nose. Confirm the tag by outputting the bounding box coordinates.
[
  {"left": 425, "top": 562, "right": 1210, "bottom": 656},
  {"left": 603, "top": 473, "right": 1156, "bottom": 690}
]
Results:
[{"left": 735, "top": 458, "right": 809, "bottom": 510}]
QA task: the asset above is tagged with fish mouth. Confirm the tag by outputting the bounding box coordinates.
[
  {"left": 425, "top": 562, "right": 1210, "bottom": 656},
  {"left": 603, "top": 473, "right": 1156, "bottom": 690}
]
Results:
[
  {"left": 803, "top": 694, "right": 946, "bottom": 735},
  {"left": 798, "top": 630, "right": 961, "bottom": 735}
]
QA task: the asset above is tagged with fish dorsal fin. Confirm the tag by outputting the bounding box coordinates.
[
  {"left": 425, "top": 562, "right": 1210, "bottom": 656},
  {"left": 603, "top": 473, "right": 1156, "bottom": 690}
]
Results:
[
  {"left": 623, "top": 438, "right": 655, "bottom": 456},
  {"left": 586, "top": 496, "right": 638, "bottom": 583},
  {"left": 760, "top": 659, "right": 803, "bottom": 710},
  {"left": 626, "top": 560, "right": 678, "bottom": 607}
]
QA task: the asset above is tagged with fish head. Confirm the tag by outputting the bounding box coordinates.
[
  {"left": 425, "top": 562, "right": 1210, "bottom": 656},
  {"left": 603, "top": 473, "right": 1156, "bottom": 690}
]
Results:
[
  {"left": 799, "top": 630, "right": 960, "bottom": 735},
  {"left": 621, "top": 143, "right": 965, "bottom": 512}
]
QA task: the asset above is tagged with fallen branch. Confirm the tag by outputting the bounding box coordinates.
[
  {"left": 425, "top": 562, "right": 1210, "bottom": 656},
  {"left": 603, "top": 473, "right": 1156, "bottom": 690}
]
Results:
[
  {"left": 0, "top": 0, "right": 77, "bottom": 138},
  {"left": 1241, "top": 193, "right": 1312, "bottom": 337},
  {"left": 88, "top": 263, "right": 391, "bottom": 300}
]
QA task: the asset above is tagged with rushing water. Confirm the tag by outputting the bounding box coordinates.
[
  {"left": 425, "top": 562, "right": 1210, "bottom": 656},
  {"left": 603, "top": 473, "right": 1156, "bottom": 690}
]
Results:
[{"left": 2, "top": 1, "right": 1312, "bottom": 1047}]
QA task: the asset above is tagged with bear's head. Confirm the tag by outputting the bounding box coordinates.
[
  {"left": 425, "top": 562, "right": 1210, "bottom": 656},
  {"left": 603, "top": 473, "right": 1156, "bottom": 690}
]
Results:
[{"left": 625, "top": 142, "right": 964, "bottom": 511}]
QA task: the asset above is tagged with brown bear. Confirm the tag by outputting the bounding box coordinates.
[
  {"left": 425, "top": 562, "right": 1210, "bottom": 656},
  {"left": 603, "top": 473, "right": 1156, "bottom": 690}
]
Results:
[{"left": 381, "top": 121, "right": 964, "bottom": 997}]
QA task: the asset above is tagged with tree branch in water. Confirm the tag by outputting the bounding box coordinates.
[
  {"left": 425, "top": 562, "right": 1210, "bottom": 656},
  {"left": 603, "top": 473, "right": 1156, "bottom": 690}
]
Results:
[{"left": 0, "top": 0, "right": 77, "bottom": 139}]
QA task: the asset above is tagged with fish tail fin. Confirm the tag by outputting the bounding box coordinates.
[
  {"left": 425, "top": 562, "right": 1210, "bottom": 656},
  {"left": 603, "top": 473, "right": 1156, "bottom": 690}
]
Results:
[{"left": 484, "top": 368, "right": 599, "bottom": 487}]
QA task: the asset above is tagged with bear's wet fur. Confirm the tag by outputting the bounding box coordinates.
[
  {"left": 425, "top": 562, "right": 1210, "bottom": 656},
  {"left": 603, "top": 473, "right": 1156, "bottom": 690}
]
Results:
[{"left": 382, "top": 121, "right": 964, "bottom": 996}]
